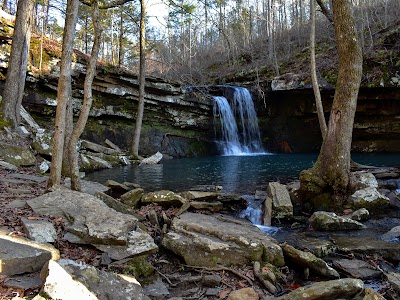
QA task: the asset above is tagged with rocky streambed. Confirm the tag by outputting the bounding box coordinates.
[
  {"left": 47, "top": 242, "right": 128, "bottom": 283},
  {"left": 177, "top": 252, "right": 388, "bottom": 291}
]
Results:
[{"left": 1, "top": 156, "right": 400, "bottom": 300}]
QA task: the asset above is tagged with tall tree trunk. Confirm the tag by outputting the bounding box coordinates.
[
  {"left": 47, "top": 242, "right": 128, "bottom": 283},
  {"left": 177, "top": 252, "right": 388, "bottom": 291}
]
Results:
[
  {"left": 299, "top": 0, "right": 363, "bottom": 210},
  {"left": 0, "top": 0, "right": 34, "bottom": 129},
  {"left": 310, "top": 0, "right": 327, "bottom": 138},
  {"left": 131, "top": 0, "right": 146, "bottom": 157},
  {"left": 118, "top": 9, "right": 123, "bottom": 66},
  {"left": 68, "top": 0, "right": 102, "bottom": 191},
  {"left": 47, "top": 0, "right": 79, "bottom": 189}
]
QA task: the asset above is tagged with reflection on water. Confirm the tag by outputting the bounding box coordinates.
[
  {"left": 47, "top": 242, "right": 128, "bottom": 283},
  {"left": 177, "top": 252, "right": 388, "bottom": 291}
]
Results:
[{"left": 85, "top": 153, "right": 400, "bottom": 194}]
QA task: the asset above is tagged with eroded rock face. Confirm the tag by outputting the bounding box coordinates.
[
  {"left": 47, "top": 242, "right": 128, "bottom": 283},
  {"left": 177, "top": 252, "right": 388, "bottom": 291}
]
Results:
[
  {"left": 309, "top": 211, "right": 366, "bottom": 231},
  {"left": 40, "top": 259, "right": 150, "bottom": 300},
  {"left": 161, "top": 212, "right": 284, "bottom": 267}
]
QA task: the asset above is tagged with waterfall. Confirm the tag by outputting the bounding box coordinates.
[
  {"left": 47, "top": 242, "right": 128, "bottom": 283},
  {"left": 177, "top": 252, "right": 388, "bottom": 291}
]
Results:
[{"left": 213, "top": 86, "right": 265, "bottom": 155}]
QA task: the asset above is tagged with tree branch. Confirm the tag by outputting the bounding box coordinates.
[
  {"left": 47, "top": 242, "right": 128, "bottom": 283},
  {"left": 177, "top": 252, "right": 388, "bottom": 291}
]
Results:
[{"left": 316, "top": 0, "right": 334, "bottom": 25}]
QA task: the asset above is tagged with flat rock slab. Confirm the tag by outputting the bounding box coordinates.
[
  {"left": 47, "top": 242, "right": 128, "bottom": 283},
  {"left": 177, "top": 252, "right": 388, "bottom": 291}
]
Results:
[
  {"left": 7, "top": 173, "right": 48, "bottom": 183},
  {"left": 332, "top": 259, "right": 381, "bottom": 280},
  {"left": 28, "top": 190, "right": 137, "bottom": 246},
  {"left": 162, "top": 212, "right": 284, "bottom": 268},
  {"left": 0, "top": 233, "right": 59, "bottom": 276},
  {"left": 309, "top": 211, "right": 366, "bottom": 231},
  {"left": 331, "top": 236, "right": 400, "bottom": 261}
]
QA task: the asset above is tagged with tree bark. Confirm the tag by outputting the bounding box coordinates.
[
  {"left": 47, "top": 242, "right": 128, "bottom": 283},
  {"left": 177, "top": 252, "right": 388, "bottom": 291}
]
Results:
[
  {"left": 47, "top": 0, "right": 79, "bottom": 189},
  {"left": 0, "top": 0, "right": 34, "bottom": 129},
  {"left": 310, "top": 0, "right": 327, "bottom": 138},
  {"left": 68, "top": 0, "right": 102, "bottom": 191},
  {"left": 299, "top": 0, "right": 363, "bottom": 210},
  {"left": 131, "top": 0, "right": 146, "bottom": 157}
]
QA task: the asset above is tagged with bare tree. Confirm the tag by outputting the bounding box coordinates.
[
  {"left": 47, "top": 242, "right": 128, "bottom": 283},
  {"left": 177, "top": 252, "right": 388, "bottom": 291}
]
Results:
[
  {"left": 299, "top": 0, "right": 363, "bottom": 210},
  {"left": 0, "top": 0, "right": 34, "bottom": 129},
  {"left": 310, "top": 0, "right": 327, "bottom": 138},
  {"left": 131, "top": 0, "right": 146, "bottom": 158},
  {"left": 68, "top": 0, "right": 102, "bottom": 191},
  {"left": 48, "top": 0, "right": 79, "bottom": 189}
]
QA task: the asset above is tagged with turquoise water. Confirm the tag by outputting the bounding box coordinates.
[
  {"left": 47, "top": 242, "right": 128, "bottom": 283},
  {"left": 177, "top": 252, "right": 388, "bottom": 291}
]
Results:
[{"left": 84, "top": 153, "right": 400, "bottom": 194}]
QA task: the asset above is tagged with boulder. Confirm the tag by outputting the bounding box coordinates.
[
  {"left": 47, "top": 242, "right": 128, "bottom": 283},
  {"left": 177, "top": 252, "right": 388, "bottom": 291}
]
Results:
[
  {"left": 309, "top": 211, "right": 366, "bottom": 231},
  {"left": 350, "top": 208, "right": 370, "bottom": 222},
  {"left": 139, "top": 151, "right": 163, "bottom": 165},
  {"left": 331, "top": 236, "right": 400, "bottom": 261},
  {"left": 332, "top": 258, "right": 381, "bottom": 280},
  {"left": 267, "top": 182, "right": 293, "bottom": 219},
  {"left": 120, "top": 188, "right": 144, "bottom": 207},
  {"left": 21, "top": 217, "right": 57, "bottom": 243},
  {"left": 278, "top": 278, "right": 363, "bottom": 300},
  {"left": 161, "top": 212, "right": 284, "bottom": 268},
  {"left": 31, "top": 129, "right": 53, "bottom": 156},
  {"left": 27, "top": 190, "right": 143, "bottom": 247},
  {"left": 141, "top": 190, "right": 187, "bottom": 207},
  {"left": 0, "top": 232, "right": 59, "bottom": 276},
  {"left": 381, "top": 225, "right": 400, "bottom": 242},
  {"left": 0, "top": 142, "right": 36, "bottom": 166},
  {"left": 39, "top": 259, "right": 150, "bottom": 300},
  {"left": 350, "top": 171, "right": 378, "bottom": 191},
  {"left": 350, "top": 187, "right": 390, "bottom": 211},
  {"left": 281, "top": 244, "right": 339, "bottom": 279}
]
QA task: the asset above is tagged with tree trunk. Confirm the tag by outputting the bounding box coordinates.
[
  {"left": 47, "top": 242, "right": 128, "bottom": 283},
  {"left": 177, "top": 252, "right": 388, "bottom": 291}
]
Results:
[
  {"left": 131, "top": 0, "right": 146, "bottom": 157},
  {"left": 0, "top": 0, "right": 34, "bottom": 129},
  {"left": 299, "top": 0, "right": 363, "bottom": 210},
  {"left": 47, "top": 0, "right": 79, "bottom": 190},
  {"left": 310, "top": 0, "right": 327, "bottom": 138},
  {"left": 68, "top": 0, "right": 102, "bottom": 191}
]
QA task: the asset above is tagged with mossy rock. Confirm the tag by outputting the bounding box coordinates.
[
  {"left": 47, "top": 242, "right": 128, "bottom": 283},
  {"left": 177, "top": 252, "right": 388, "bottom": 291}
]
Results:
[
  {"left": 0, "top": 142, "right": 36, "bottom": 166},
  {"left": 123, "top": 255, "right": 154, "bottom": 278}
]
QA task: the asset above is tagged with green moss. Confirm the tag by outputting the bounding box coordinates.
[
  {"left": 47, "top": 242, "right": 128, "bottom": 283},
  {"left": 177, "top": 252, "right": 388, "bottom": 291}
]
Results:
[{"left": 123, "top": 255, "right": 154, "bottom": 278}]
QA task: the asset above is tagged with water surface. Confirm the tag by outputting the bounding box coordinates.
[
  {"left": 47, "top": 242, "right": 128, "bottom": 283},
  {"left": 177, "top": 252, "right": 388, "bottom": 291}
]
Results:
[{"left": 85, "top": 153, "right": 400, "bottom": 194}]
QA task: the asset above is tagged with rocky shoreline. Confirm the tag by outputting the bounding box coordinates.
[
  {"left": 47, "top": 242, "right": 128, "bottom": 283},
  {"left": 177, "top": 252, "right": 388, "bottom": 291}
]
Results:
[{"left": 1, "top": 141, "right": 400, "bottom": 299}]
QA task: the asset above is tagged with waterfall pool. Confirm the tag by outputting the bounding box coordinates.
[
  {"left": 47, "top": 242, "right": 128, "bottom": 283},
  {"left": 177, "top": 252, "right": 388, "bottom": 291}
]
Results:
[{"left": 84, "top": 153, "right": 400, "bottom": 194}]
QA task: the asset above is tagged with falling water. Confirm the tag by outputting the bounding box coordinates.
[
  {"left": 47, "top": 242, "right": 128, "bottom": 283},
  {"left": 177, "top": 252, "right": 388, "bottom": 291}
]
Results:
[{"left": 213, "top": 86, "right": 265, "bottom": 155}]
